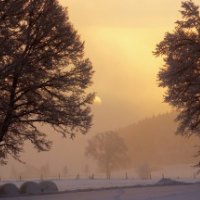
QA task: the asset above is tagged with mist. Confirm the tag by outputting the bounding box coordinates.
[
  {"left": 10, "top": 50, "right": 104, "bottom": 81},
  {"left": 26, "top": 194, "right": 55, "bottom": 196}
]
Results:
[
  {"left": 1, "top": 0, "right": 199, "bottom": 184},
  {"left": 1, "top": 112, "right": 199, "bottom": 181}
]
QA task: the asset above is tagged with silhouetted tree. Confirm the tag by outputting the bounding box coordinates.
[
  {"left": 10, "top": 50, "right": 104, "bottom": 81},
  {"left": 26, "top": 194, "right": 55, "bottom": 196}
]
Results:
[
  {"left": 21, "top": 164, "right": 40, "bottom": 178},
  {"left": 62, "top": 165, "right": 68, "bottom": 177},
  {"left": 154, "top": 1, "right": 200, "bottom": 137},
  {"left": 0, "top": 0, "right": 94, "bottom": 164},
  {"left": 85, "top": 132, "right": 129, "bottom": 179},
  {"left": 10, "top": 165, "right": 18, "bottom": 179},
  {"left": 83, "top": 164, "right": 90, "bottom": 176},
  {"left": 40, "top": 163, "right": 50, "bottom": 178},
  {"left": 136, "top": 163, "right": 151, "bottom": 180}
]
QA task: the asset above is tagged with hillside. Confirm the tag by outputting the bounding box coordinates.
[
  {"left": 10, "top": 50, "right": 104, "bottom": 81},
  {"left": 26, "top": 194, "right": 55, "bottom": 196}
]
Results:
[{"left": 119, "top": 112, "right": 200, "bottom": 167}]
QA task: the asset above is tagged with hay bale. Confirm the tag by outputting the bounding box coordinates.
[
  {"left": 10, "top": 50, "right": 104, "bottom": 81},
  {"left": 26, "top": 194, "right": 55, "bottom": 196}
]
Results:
[
  {"left": 156, "top": 178, "right": 184, "bottom": 186},
  {"left": 39, "top": 181, "right": 58, "bottom": 193},
  {"left": 20, "top": 181, "right": 41, "bottom": 195},
  {"left": 0, "top": 183, "right": 19, "bottom": 196}
]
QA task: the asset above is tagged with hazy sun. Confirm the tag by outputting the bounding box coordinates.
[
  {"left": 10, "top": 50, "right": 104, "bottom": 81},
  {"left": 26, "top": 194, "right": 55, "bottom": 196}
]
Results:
[{"left": 93, "top": 96, "right": 102, "bottom": 105}]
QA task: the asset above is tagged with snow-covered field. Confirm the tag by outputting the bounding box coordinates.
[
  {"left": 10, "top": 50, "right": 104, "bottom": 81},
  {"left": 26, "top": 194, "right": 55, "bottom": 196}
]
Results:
[
  {"left": 0, "top": 178, "right": 158, "bottom": 191},
  {"left": 0, "top": 177, "right": 198, "bottom": 191},
  {"left": 1, "top": 178, "right": 200, "bottom": 199}
]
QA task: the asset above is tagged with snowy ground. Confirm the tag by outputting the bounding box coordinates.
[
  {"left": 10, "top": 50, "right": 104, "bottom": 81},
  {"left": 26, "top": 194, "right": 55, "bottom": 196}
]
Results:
[
  {"left": 0, "top": 179, "right": 156, "bottom": 191},
  {"left": 1, "top": 184, "right": 200, "bottom": 200},
  {"left": 1, "top": 178, "right": 200, "bottom": 199},
  {"left": 0, "top": 178, "right": 198, "bottom": 191}
]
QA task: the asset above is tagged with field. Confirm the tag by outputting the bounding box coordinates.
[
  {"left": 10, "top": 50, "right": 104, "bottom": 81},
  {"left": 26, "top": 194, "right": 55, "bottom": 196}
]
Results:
[{"left": 1, "top": 178, "right": 200, "bottom": 200}]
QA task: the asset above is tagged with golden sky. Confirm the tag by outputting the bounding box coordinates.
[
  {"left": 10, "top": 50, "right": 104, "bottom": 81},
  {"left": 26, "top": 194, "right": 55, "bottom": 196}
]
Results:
[
  {"left": 3, "top": 0, "right": 200, "bottom": 176},
  {"left": 59, "top": 0, "right": 194, "bottom": 132}
]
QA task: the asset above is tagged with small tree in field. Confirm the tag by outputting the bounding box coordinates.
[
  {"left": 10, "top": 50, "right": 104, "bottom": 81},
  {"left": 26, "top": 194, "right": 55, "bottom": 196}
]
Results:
[
  {"left": 40, "top": 163, "right": 50, "bottom": 178},
  {"left": 136, "top": 164, "right": 151, "bottom": 180},
  {"left": 154, "top": 1, "right": 200, "bottom": 137},
  {"left": 83, "top": 164, "right": 90, "bottom": 176},
  {"left": 85, "top": 132, "right": 129, "bottom": 179},
  {"left": 0, "top": 0, "right": 94, "bottom": 164},
  {"left": 62, "top": 165, "right": 68, "bottom": 177}
]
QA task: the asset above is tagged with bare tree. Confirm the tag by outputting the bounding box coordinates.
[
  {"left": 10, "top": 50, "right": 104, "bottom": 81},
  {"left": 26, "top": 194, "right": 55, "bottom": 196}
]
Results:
[
  {"left": 136, "top": 163, "right": 151, "bottom": 180},
  {"left": 83, "top": 164, "right": 90, "bottom": 177},
  {"left": 154, "top": 1, "right": 200, "bottom": 137},
  {"left": 62, "top": 165, "right": 68, "bottom": 177},
  {"left": 85, "top": 132, "right": 129, "bottom": 179},
  {"left": 10, "top": 165, "right": 18, "bottom": 179},
  {"left": 0, "top": 0, "right": 94, "bottom": 164},
  {"left": 40, "top": 162, "right": 50, "bottom": 178}
]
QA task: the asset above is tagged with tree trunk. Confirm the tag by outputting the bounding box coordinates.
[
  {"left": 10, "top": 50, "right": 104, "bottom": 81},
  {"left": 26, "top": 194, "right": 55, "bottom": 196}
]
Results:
[
  {"left": 0, "top": 67, "right": 19, "bottom": 142},
  {"left": 0, "top": 120, "right": 10, "bottom": 142}
]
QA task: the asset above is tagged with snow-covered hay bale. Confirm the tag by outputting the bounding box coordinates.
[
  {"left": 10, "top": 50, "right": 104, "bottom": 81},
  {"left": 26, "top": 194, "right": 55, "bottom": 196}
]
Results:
[
  {"left": 39, "top": 181, "right": 58, "bottom": 193},
  {"left": 20, "top": 181, "right": 41, "bottom": 195},
  {"left": 0, "top": 183, "right": 19, "bottom": 196},
  {"left": 156, "top": 178, "right": 184, "bottom": 186}
]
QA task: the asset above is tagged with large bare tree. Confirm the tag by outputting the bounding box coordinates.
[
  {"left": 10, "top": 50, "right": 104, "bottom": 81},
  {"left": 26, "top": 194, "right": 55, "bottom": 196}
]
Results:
[{"left": 0, "top": 0, "right": 94, "bottom": 164}]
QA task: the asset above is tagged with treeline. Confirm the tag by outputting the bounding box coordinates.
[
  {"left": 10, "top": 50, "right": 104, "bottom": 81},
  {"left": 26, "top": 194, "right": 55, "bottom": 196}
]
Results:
[{"left": 119, "top": 112, "right": 199, "bottom": 167}]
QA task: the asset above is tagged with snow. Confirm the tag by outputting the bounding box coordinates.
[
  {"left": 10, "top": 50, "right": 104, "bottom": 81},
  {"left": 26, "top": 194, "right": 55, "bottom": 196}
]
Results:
[
  {"left": 0, "top": 179, "right": 158, "bottom": 192},
  {"left": 54, "top": 178, "right": 157, "bottom": 191},
  {"left": 1, "top": 184, "right": 200, "bottom": 200},
  {"left": 0, "top": 178, "right": 200, "bottom": 199}
]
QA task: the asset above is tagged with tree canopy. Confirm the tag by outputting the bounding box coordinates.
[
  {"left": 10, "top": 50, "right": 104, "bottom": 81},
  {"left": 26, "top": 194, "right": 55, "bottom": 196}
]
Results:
[
  {"left": 154, "top": 0, "right": 200, "bottom": 137},
  {"left": 0, "top": 0, "right": 94, "bottom": 164},
  {"left": 85, "top": 132, "right": 129, "bottom": 179}
]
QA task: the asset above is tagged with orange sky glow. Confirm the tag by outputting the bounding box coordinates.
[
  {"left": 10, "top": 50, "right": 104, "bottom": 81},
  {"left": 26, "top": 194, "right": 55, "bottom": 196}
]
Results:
[
  {"left": 3, "top": 0, "right": 200, "bottom": 175},
  {"left": 59, "top": 0, "right": 190, "bottom": 132}
]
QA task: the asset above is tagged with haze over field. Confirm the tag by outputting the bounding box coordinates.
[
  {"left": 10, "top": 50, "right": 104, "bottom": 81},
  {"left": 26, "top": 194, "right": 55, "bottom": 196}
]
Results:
[
  {"left": 1, "top": 0, "right": 200, "bottom": 180},
  {"left": 62, "top": 0, "right": 177, "bottom": 131}
]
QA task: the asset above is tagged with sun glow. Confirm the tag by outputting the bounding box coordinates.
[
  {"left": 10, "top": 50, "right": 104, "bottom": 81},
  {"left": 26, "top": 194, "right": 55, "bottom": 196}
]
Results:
[
  {"left": 93, "top": 96, "right": 102, "bottom": 105},
  {"left": 59, "top": 0, "right": 180, "bottom": 130}
]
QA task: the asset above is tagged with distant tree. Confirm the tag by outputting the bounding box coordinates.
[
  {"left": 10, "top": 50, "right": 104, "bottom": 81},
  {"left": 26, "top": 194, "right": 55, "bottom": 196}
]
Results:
[
  {"left": 62, "top": 165, "right": 68, "bottom": 177},
  {"left": 40, "top": 163, "right": 50, "bottom": 178},
  {"left": 154, "top": 1, "right": 200, "bottom": 137},
  {"left": 21, "top": 164, "right": 40, "bottom": 178},
  {"left": 76, "top": 173, "right": 80, "bottom": 179},
  {"left": 10, "top": 165, "right": 18, "bottom": 179},
  {"left": 0, "top": 0, "right": 94, "bottom": 164},
  {"left": 83, "top": 164, "right": 90, "bottom": 176},
  {"left": 136, "top": 164, "right": 151, "bottom": 180},
  {"left": 85, "top": 132, "right": 129, "bottom": 179}
]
